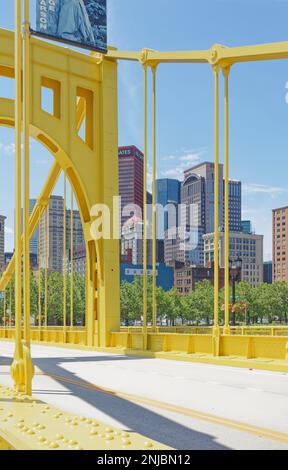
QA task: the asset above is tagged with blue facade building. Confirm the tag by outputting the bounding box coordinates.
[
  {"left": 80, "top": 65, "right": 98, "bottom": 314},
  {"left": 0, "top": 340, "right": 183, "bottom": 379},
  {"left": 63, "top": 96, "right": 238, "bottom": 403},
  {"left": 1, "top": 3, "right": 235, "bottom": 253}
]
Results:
[
  {"left": 156, "top": 178, "right": 181, "bottom": 232},
  {"left": 120, "top": 263, "right": 174, "bottom": 292},
  {"left": 263, "top": 261, "right": 273, "bottom": 284},
  {"left": 241, "top": 220, "right": 252, "bottom": 234}
]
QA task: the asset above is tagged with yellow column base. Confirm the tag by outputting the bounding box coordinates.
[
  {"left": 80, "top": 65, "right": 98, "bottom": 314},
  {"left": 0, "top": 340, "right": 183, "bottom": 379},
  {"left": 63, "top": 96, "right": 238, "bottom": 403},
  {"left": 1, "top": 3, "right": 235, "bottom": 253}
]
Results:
[
  {"left": 142, "top": 330, "right": 148, "bottom": 350},
  {"left": 223, "top": 325, "right": 231, "bottom": 335},
  {"left": 10, "top": 341, "right": 34, "bottom": 395},
  {"left": 212, "top": 325, "right": 221, "bottom": 357}
]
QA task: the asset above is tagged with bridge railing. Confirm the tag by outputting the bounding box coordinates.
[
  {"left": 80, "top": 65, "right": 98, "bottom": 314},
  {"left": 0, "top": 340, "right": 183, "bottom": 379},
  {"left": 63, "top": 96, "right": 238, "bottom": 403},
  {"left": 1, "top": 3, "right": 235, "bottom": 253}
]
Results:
[
  {"left": 0, "top": 327, "right": 86, "bottom": 345},
  {"left": 120, "top": 326, "right": 288, "bottom": 336}
]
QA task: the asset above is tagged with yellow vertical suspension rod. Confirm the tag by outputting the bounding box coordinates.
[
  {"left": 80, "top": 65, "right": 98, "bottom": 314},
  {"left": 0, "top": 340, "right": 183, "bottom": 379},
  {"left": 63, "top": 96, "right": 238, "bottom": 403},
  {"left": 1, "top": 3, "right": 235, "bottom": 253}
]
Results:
[
  {"left": 151, "top": 64, "right": 158, "bottom": 332},
  {"left": 223, "top": 66, "right": 231, "bottom": 335},
  {"left": 70, "top": 186, "right": 74, "bottom": 329},
  {"left": 23, "top": 0, "right": 31, "bottom": 352},
  {"left": 142, "top": 64, "right": 148, "bottom": 347},
  {"left": 63, "top": 175, "right": 67, "bottom": 339},
  {"left": 11, "top": 0, "right": 25, "bottom": 393},
  {"left": 212, "top": 66, "right": 220, "bottom": 357},
  {"left": 22, "top": 0, "right": 34, "bottom": 395}
]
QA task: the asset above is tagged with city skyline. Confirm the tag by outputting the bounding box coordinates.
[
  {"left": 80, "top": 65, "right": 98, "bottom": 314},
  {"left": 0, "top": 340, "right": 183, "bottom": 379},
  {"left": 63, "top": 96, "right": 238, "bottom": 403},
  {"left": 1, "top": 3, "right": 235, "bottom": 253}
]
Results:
[
  {"left": 1, "top": 1, "right": 288, "bottom": 261},
  {"left": 0, "top": 143, "right": 281, "bottom": 264}
]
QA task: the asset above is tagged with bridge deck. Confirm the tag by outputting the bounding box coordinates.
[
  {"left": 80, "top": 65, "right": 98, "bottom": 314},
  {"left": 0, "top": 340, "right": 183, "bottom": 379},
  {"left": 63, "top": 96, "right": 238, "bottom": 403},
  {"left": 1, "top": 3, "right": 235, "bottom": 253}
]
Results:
[{"left": 1, "top": 341, "right": 288, "bottom": 450}]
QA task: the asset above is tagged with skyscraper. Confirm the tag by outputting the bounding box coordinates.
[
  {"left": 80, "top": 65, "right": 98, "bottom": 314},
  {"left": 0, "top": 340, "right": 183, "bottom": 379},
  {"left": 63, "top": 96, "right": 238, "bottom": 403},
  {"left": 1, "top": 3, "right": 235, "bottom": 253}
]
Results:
[
  {"left": 164, "top": 162, "right": 243, "bottom": 267},
  {"left": 272, "top": 206, "right": 288, "bottom": 283},
  {"left": 184, "top": 162, "right": 224, "bottom": 234},
  {"left": 223, "top": 180, "right": 242, "bottom": 232},
  {"left": 157, "top": 178, "right": 181, "bottom": 264},
  {"left": 156, "top": 178, "right": 181, "bottom": 231},
  {"left": 180, "top": 172, "right": 206, "bottom": 265},
  {"left": 0, "top": 215, "right": 6, "bottom": 269},
  {"left": 118, "top": 146, "right": 144, "bottom": 229}
]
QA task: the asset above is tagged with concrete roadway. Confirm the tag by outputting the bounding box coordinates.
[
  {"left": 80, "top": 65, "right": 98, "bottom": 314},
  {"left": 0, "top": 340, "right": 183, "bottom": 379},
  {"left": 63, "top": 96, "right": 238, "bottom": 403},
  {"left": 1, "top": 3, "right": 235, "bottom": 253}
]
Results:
[{"left": 0, "top": 341, "right": 288, "bottom": 450}]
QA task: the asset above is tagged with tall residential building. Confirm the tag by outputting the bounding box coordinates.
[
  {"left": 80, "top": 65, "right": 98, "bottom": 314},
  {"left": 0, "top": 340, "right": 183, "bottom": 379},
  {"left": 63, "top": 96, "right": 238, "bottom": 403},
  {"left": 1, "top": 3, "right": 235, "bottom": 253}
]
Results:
[
  {"left": 119, "top": 146, "right": 144, "bottom": 229},
  {"left": 39, "top": 196, "right": 84, "bottom": 273},
  {"left": 272, "top": 206, "right": 288, "bottom": 282},
  {"left": 0, "top": 215, "right": 6, "bottom": 269},
  {"left": 203, "top": 231, "right": 264, "bottom": 287}
]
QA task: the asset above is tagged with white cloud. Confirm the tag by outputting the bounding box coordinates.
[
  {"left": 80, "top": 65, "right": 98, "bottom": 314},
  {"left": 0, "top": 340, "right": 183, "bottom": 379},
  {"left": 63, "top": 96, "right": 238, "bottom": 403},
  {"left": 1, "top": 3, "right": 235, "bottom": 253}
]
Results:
[
  {"left": 0, "top": 141, "right": 33, "bottom": 156},
  {"left": 0, "top": 142, "right": 15, "bottom": 156},
  {"left": 243, "top": 183, "right": 287, "bottom": 197},
  {"left": 160, "top": 148, "right": 205, "bottom": 180},
  {"left": 179, "top": 153, "right": 202, "bottom": 164},
  {"left": 161, "top": 167, "right": 186, "bottom": 180}
]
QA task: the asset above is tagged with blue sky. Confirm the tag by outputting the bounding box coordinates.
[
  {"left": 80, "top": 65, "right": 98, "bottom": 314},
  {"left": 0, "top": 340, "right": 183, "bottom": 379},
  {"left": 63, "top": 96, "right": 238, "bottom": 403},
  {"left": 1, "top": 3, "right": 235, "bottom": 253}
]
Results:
[{"left": 1, "top": 0, "right": 288, "bottom": 259}]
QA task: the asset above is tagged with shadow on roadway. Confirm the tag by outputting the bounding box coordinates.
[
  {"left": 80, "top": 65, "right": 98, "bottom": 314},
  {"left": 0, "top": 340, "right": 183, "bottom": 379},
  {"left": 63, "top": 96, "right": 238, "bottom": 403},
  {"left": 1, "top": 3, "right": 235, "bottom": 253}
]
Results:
[{"left": 0, "top": 352, "right": 229, "bottom": 450}]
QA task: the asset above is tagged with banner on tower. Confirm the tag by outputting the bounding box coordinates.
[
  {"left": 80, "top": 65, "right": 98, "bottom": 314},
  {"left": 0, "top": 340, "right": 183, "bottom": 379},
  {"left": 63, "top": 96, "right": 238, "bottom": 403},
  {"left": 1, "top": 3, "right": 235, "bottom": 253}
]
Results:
[{"left": 32, "top": 0, "right": 107, "bottom": 53}]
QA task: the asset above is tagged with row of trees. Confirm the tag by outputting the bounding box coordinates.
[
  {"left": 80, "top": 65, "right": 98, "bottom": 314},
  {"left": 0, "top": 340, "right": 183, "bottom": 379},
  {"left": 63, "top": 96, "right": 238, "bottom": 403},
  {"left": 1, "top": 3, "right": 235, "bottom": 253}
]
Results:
[
  {"left": 1, "top": 274, "right": 288, "bottom": 327},
  {"left": 120, "top": 277, "right": 288, "bottom": 325},
  {"left": 0, "top": 271, "right": 85, "bottom": 326}
]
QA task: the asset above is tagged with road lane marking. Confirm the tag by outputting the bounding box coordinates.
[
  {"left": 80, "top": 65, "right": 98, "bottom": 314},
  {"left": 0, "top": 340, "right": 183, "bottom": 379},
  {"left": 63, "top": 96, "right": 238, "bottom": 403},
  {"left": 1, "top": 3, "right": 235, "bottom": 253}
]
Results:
[{"left": 40, "top": 372, "right": 288, "bottom": 445}]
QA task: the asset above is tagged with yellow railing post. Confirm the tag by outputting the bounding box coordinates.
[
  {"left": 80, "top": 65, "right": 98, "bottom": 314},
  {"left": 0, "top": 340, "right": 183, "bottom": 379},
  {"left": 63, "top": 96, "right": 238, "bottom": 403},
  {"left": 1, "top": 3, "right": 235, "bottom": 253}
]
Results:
[
  {"left": 151, "top": 63, "right": 158, "bottom": 332},
  {"left": 223, "top": 66, "right": 231, "bottom": 336},
  {"left": 142, "top": 63, "right": 148, "bottom": 349},
  {"left": 11, "top": 0, "right": 25, "bottom": 393},
  {"left": 212, "top": 65, "right": 221, "bottom": 357}
]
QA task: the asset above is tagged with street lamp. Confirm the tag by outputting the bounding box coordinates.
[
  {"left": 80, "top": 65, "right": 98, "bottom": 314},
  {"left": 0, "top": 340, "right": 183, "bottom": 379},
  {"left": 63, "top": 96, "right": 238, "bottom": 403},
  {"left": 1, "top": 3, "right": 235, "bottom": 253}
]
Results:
[{"left": 229, "top": 256, "right": 242, "bottom": 326}]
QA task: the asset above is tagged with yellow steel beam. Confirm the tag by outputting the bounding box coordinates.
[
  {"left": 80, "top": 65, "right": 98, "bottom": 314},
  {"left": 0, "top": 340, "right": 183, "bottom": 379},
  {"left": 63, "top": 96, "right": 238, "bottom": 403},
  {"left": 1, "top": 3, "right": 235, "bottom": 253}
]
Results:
[
  {"left": 106, "top": 41, "right": 288, "bottom": 66},
  {"left": 218, "top": 41, "right": 288, "bottom": 65}
]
